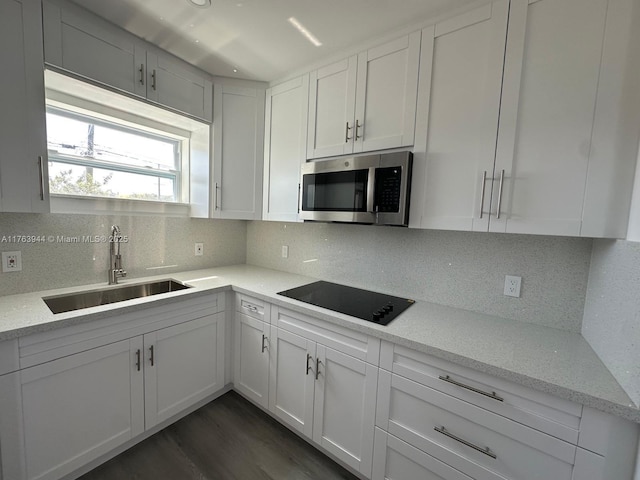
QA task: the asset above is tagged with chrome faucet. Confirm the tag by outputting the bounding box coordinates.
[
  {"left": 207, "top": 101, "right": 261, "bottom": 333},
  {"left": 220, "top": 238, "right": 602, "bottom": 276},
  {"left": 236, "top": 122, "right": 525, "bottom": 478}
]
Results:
[{"left": 108, "top": 225, "right": 127, "bottom": 285}]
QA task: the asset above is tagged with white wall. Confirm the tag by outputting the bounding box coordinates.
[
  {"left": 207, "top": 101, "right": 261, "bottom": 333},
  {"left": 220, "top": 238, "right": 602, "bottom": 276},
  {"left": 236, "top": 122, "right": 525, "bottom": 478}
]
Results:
[
  {"left": 627, "top": 144, "right": 640, "bottom": 241},
  {"left": 246, "top": 221, "right": 593, "bottom": 332}
]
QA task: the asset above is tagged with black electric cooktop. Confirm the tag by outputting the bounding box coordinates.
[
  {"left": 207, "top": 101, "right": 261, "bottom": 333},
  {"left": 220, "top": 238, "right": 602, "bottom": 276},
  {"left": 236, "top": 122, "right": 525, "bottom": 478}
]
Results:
[{"left": 277, "top": 281, "right": 415, "bottom": 326}]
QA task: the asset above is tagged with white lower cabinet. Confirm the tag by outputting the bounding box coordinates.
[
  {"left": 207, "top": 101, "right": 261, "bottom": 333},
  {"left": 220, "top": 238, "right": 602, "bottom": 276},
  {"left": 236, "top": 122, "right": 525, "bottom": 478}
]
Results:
[
  {"left": 233, "top": 312, "right": 271, "bottom": 409},
  {"left": 144, "top": 314, "right": 225, "bottom": 429},
  {"left": 259, "top": 305, "right": 380, "bottom": 478},
  {"left": 0, "top": 301, "right": 226, "bottom": 480},
  {"left": 372, "top": 428, "right": 472, "bottom": 480}
]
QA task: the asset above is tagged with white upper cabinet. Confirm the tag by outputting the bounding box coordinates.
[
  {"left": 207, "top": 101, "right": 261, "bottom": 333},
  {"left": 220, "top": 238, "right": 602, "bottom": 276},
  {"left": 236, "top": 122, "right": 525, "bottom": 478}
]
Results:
[
  {"left": 353, "top": 32, "right": 421, "bottom": 153},
  {"left": 306, "top": 32, "right": 421, "bottom": 159},
  {"left": 307, "top": 57, "right": 358, "bottom": 158},
  {"left": 490, "top": 0, "right": 639, "bottom": 237},
  {"left": 213, "top": 83, "right": 265, "bottom": 220},
  {"left": 412, "top": 0, "right": 639, "bottom": 237},
  {"left": 42, "top": 0, "right": 213, "bottom": 123},
  {"left": 263, "top": 75, "right": 309, "bottom": 222},
  {"left": 411, "top": 1, "right": 508, "bottom": 231},
  {"left": 0, "top": 0, "right": 50, "bottom": 213}
]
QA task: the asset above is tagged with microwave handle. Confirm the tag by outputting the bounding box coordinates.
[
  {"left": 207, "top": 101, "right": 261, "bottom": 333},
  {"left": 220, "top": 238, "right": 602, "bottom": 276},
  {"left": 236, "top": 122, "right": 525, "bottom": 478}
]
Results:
[{"left": 367, "top": 167, "right": 376, "bottom": 213}]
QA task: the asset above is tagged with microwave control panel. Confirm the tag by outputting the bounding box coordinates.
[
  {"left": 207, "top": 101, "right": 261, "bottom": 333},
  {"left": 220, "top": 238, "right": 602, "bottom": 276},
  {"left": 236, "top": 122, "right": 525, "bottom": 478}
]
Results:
[{"left": 375, "top": 167, "right": 402, "bottom": 212}]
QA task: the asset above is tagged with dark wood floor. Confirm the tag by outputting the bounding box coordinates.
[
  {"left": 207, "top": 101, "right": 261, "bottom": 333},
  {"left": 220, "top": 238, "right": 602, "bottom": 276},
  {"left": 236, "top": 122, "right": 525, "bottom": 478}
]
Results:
[{"left": 79, "top": 391, "right": 359, "bottom": 480}]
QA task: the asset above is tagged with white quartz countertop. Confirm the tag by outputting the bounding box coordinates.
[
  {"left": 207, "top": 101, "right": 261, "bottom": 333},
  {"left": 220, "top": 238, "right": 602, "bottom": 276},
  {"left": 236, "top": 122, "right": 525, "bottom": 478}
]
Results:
[{"left": 0, "top": 264, "right": 637, "bottom": 422}]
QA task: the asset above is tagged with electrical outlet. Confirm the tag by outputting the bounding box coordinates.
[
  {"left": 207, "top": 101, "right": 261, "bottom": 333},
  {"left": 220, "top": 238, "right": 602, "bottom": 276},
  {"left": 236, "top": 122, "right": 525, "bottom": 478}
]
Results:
[
  {"left": 504, "top": 275, "right": 522, "bottom": 297},
  {"left": 281, "top": 245, "right": 289, "bottom": 258},
  {"left": 2, "top": 251, "right": 22, "bottom": 272},
  {"left": 195, "top": 243, "right": 204, "bottom": 256}
]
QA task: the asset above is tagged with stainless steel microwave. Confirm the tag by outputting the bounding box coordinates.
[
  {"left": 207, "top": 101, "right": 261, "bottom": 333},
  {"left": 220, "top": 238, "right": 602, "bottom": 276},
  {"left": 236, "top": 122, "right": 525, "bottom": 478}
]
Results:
[{"left": 299, "top": 151, "right": 412, "bottom": 226}]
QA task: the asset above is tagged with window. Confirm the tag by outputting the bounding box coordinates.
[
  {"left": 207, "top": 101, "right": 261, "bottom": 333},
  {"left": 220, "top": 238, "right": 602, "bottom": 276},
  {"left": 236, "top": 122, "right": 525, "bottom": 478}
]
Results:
[{"left": 46, "top": 107, "right": 184, "bottom": 203}]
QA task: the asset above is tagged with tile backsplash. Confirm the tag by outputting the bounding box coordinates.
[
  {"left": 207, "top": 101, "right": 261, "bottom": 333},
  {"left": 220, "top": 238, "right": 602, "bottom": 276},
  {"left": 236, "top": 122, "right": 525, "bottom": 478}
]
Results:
[
  {"left": 0, "top": 213, "right": 246, "bottom": 296},
  {"left": 582, "top": 239, "right": 640, "bottom": 406},
  {"left": 247, "top": 221, "right": 593, "bottom": 332}
]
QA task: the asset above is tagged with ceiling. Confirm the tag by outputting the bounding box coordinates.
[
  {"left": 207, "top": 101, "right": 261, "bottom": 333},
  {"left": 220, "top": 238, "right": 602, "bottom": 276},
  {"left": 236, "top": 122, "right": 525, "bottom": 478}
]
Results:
[{"left": 69, "top": 0, "right": 483, "bottom": 82}]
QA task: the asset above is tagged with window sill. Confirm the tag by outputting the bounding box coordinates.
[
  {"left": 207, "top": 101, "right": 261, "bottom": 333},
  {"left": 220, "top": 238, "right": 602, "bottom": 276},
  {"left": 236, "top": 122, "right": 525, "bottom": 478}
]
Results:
[{"left": 50, "top": 194, "right": 191, "bottom": 217}]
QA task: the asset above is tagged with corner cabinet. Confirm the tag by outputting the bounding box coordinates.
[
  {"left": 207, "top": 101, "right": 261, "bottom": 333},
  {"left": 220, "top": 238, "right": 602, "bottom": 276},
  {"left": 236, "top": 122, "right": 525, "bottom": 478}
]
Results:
[
  {"left": 412, "top": 0, "right": 640, "bottom": 238},
  {"left": 0, "top": 294, "right": 225, "bottom": 480},
  {"left": 212, "top": 83, "right": 265, "bottom": 220},
  {"left": 42, "top": 0, "right": 213, "bottom": 122},
  {"left": 0, "top": 0, "right": 50, "bottom": 213},
  {"left": 262, "top": 75, "right": 309, "bottom": 222},
  {"left": 306, "top": 32, "right": 421, "bottom": 159}
]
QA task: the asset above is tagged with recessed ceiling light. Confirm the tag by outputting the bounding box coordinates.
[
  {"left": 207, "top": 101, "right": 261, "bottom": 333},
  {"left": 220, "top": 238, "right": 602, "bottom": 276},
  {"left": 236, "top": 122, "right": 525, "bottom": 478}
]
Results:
[
  {"left": 186, "top": 0, "right": 211, "bottom": 8},
  {"left": 233, "top": 68, "right": 238, "bottom": 73},
  {"left": 288, "top": 17, "right": 322, "bottom": 47}
]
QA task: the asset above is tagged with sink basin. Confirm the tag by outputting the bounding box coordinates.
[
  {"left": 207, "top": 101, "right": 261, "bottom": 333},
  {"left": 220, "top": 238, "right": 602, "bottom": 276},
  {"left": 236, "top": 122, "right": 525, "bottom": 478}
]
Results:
[{"left": 43, "top": 279, "right": 191, "bottom": 314}]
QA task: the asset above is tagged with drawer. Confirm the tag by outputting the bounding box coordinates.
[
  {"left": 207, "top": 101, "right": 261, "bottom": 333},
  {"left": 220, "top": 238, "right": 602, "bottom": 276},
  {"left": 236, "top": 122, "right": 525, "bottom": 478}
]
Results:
[
  {"left": 235, "top": 293, "right": 270, "bottom": 322},
  {"left": 273, "top": 306, "right": 380, "bottom": 364},
  {"left": 19, "top": 293, "right": 223, "bottom": 368},
  {"left": 380, "top": 341, "right": 581, "bottom": 443},
  {"left": 376, "top": 370, "right": 576, "bottom": 480},
  {"left": 373, "top": 428, "right": 473, "bottom": 480}
]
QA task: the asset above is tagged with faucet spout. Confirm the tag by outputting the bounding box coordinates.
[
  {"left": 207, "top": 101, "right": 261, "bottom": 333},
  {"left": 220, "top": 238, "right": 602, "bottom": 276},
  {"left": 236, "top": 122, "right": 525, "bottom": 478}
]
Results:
[{"left": 108, "top": 225, "right": 127, "bottom": 285}]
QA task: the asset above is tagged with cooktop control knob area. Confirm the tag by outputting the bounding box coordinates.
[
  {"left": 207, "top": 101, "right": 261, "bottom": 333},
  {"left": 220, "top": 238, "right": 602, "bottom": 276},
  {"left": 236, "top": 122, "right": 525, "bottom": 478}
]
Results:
[{"left": 373, "top": 311, "right": 382, "bottom": 322}]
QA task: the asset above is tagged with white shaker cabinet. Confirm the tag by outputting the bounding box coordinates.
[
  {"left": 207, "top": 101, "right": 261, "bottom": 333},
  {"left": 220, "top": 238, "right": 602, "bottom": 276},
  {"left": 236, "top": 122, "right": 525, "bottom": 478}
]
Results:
[
  {"left": 213, "top": 83, "right": 265, "bottom": 220},
  {"left": 269, "top": 307, "right": 380, "bottom": 477},
  {"left": 0, "top": 295, "right": 226, "bottom": 480},
  {"left": 262, "top": 75, "right": 309, "bottom": 222},
  {"left": 490, "top": 0, "right": 639, "bottom": 237},
  {"left": 5, "top": 338, "right": 144, "bottom": 480},
  {"left": 234, "top": 310, "right": 271, "bottom": 409},
  {"left": 411, "top": 1, "right": 508, "bottom": 231},
  {"left": 43, "top": 0, "right": 213, "bottom": 122},
  {"left": 306, "top": 32, "right": 421, "bottom": 159},
  {"left": 143, "top": 314, "right": 225, "bottom": 429},
  {"left": 0, "top": 0, "right": 50, "bottom": 213}
]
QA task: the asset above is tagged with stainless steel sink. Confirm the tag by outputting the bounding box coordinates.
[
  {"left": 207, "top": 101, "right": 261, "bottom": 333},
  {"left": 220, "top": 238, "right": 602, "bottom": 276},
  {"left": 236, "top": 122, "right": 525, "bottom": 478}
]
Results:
[{"left": 43, "top": 279, "right": 191, "bottom": 314}]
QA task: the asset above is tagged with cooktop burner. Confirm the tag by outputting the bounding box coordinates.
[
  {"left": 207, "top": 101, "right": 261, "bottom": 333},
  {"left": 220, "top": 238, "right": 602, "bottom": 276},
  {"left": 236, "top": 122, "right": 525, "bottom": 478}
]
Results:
[{"left": 277, "top": 281, "right": 414, "bottom": 326}]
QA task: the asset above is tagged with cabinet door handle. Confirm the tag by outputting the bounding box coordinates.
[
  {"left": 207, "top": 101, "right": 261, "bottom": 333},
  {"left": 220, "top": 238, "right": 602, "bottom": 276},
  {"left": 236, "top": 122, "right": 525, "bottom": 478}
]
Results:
[
  {"left": 479, "top": 171, "right": 487, "bottom": 219},
  {"left": 496, "top": 169, "right": 505, "bottom": 219},
  {"left": 139, "top": 64, "right": 145, "bottom": 85},
  {"left": 135, "top": 349, "right": 141, "bottom": 371},
  {"left": 315, "top": 358, "right": 321, "bottom": 380},
  {"left": 261, "top": 335, "right": 268, "bottom": 353},
  {"left": 434, "top": 426, "right": 496, "bottom": 459},
  {"left": 37, "top": 156, "right": 45, "bottom": 201},
  {"left": 149, "top": 345, "right": 155, "bottom": 366},
  {"left": 345, "top": 122, "right": 352, "bottom": 142},
  {"left": 438, "top": 375, "right": 503, "bottom": 402},
  {"left": 306, "top": 354, "right": 313, "bottom": 375},
  {"left": 297, "top": 183, "right": 301, "bottom": 214},
  {"left": 355, "top": 119, "right": 362, "bottom": 140},
  {"left": 151, "top": 69, "right": 157, "bottom": 90},
  {"left": 214, "top": 182, "right": 219, "bottom": 210}
]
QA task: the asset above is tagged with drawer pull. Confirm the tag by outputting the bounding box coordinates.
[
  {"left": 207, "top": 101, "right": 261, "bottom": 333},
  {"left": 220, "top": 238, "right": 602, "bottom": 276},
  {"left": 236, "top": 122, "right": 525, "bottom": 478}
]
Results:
[
  {"left": 434, "top": 426, "right": 497, "bottom": 459},
  {"left": 242, "top": 303, "right": 259, "bottom": 313},
  {"left": 439, "top": 375, "right": 503, "bottom": 402}
]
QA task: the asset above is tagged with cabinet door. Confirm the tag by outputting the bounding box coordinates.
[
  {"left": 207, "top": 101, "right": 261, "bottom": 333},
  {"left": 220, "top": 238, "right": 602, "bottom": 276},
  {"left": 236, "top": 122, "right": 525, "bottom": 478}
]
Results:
[
  {"left": 0, "top": 0, "right": 49, "bottom": 213},
  {"left": 263, "top": 75, "right": 309, "bottom": 222},
  {"left": 146, "top": 52, "right": 213, "bottom": 122},
  {"left": 213, "top": 84, "right": 264, "bottom": 220},
  {"left": 144, "top": 314, "right": 225, "bottom": 429},
  {"left": 313, "top": 345, "right": 378, "bottom": 477},
  {"left": 42, "top": 0, "right": 146, "bottom": 98},
  {"left": 16, "top": 338, "right": 144, "bottom": 480},
  {"left": 234, "top": 313, "right": 270, "bottom": 409},
  {"left": 372, "top": 428, "right": 473, "bottom": 480},
  {"left": 353, "top": 32, "right": 421, "bottom": 153},
  {"left": 491, "top": 0, "right": 609, "bottom": 235},
  {"left": 307, "top": 57, "right": 357, "bottom": 159},
  {"left": 412, "top": 2, "right": 508, "bottom": 231},
  {"left": 268, "top": 327, "right": 315, "bottom": 438}
]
